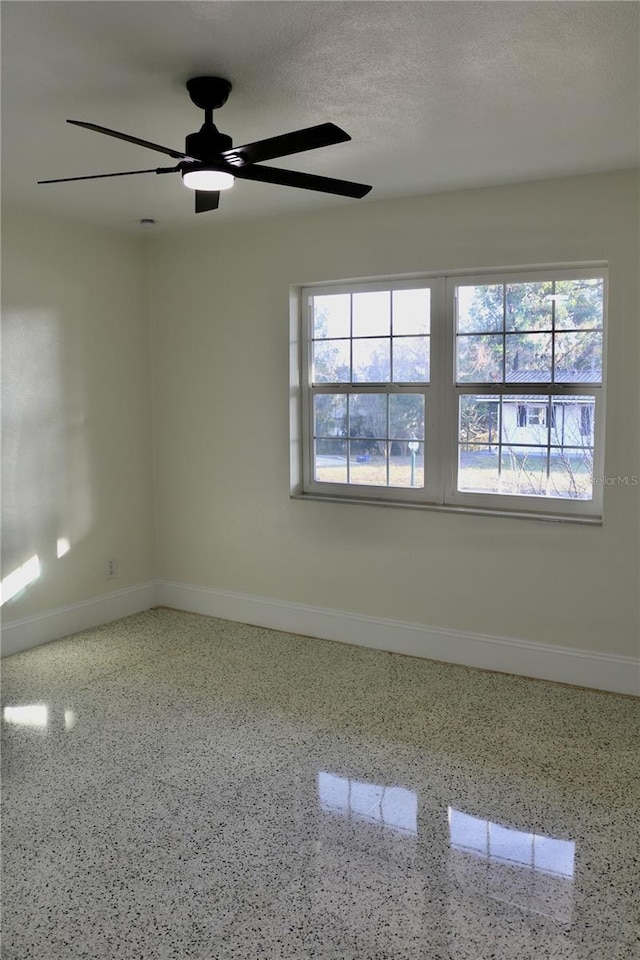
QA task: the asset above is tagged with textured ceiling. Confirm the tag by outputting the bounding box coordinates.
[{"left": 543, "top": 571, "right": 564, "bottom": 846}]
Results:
[{"left": 2, "top": 1, "right": 638, "bottom": 232}]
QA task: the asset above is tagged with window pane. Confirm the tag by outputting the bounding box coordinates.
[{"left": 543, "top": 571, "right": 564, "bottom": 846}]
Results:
[
  {"left": 313, "top": 339, "right": 350, "bottom": 383},
  {"left": 554, "top": 331, "right": 602, "bottom": 383},
  {"left": 500, "top": 446, "right": 548, "bottom": 496},
  {"left": 554, "top": 279, "right": 603, "bottom": 330},
  {"left": 392, "top": 336, "right": 430, "bottom": 382},
  {"left": 315, "top": 439, "right": 347, "bottom": 483},
  {"left": 314, "top": 394, "right": 347, "bottom": 437},
  {"left": 313, "top": 294, "right": 350, "bottom": 339},
  {"left": 352, "top": 338, "right": 390, "bottom": 382},
  {"left": 458, "top": 446, "right": 500, "bottom": 493},
  {"left": 505, "top": 282, "right": 553, "bottom": 331},
  {"left": 348, "top": 441, "right": 387, "bottom": 486},
  {"left": 352, "top": 291, "right": 390, "bottom": 337},
  {"left": 390, "top": 394, "right": 425, "bottom": 441},
  {"left": 457, "top": 334, "right": 503, "bottom": 382},
  {"left": 459, "top": 395, "right": 500, "bottom": 446},
  {"left": 548, "top": 448, "right": 594, "bottom": 500},
  {"left": 349, "top": 393, "right": 387, "bottom": 440},
  {"left": 505, "top": 333, "right": 552, "bottom": 382},
  {"left": 550, "top": 396, "right": 595, "bottom": 448},
  {"left": 390, "top": 441, "right": 424, "bottom": 488},
  {"left": 457, "top": 284, "right": 503, "bottom": 333},
  {"left": 392, "top": 288, "right": 430, "bottom": 335}
]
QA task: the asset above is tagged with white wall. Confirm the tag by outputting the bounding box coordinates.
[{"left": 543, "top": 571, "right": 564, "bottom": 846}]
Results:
[
  {"left": 150, "top": 171, "right": 639, "bottom": 659},
  {"left": 1, "top": 213, "right": 155, "bottom": 625}
]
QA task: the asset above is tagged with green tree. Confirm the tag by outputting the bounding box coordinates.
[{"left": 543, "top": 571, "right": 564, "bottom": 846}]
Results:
[{"left": 459, "top": 279, "right": 602, "bottom": 382}]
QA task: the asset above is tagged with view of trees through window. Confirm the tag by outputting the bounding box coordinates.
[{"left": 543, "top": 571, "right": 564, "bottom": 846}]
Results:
[
  {"left": 305, "top": 274, "right": 604, "bottom": 506},
  {"left": 456, "top": 279, "right": 603, "bottom": 383},
  {"left": 456, "top": 278, "right": 602, "bottom": 500},
  {"left": 311, "top": 289, "right": 429, "bottom": 488}
]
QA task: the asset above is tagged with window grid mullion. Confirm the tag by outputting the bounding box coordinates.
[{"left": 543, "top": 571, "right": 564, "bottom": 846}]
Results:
[
  {"left": 545, "top": 397, "right": 552, "bottom": 494},
  {"left": 349, "top": 293, "right": 354, "bottom": 387},
  {"left": 551, "top": 278, "right": 556, "bottom": 384},
  {"left": 390, "top": 290, "right": 394, "bottom": 384},
  {"left": 502, "top": 284, "right": 506, "bottom": 383},
  {"left": 346, "top": 393, "right": 351, "bottom": 484},
  {"left": 497, "top": 398, "right": 503, "bottom": 483},
  {"left": 386, "top": 396, "right": 390, "bottom": 487},
  {"left": 347, "top": 286, "right": 352, "bottom": 483}
]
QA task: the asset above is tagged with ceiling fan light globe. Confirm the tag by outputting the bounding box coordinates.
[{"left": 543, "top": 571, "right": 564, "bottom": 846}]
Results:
[{"left": 182, "top": 169, "right": 234, "bottom": 191}]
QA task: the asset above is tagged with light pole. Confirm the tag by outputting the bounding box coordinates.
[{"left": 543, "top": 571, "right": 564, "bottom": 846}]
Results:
[{"left": 408, "top": 439, "right": 419, "bottom": 487}]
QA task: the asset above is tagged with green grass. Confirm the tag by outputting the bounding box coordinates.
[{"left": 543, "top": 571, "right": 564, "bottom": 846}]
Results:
[
  {"left": 459, "top": 450, "right": 593, "bottom": 498},
  {"left": 316, "top": 456, "right": 424, "bottom": 488},
  {"left": 315, "top": 451, "right": 592, "bottom": 498}
]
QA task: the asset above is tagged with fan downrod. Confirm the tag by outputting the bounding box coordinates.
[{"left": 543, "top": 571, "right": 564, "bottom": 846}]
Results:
[{"left": 186, "top": 77, "right": 232, "bottom": 112}]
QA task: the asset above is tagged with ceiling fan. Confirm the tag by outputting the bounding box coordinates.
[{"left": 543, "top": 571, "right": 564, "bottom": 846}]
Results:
[{"left": 38, "top": 77, "right": 372, "bottom": 213}]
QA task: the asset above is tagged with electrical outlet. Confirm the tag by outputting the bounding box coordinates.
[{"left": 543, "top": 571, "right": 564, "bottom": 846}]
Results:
[{"left": 106, "top": 559, "right": 117, "bottom": 580}]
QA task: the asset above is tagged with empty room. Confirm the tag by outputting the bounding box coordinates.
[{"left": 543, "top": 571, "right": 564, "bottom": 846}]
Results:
[{"left": 1, "top": 2, "right": 639, "bottom": 958}]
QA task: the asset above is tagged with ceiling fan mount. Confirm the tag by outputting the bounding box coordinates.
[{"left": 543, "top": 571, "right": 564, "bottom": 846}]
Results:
[
  {"left": 38, "top": 77, "right": 372, "bottom": 214},
  {"left": 185, "top": 76, "right": 232, "bottom": 113},
  {"left": 183, "top": 77, "right": 234, "bottom": 159}
]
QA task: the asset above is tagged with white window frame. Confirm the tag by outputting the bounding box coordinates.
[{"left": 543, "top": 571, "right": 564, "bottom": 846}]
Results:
[
  {"left": 301, "top": 277, "right": 445, "bottom": 505},
  {"left": 293, "top": 265, "right": 607, "bottom": 522}
]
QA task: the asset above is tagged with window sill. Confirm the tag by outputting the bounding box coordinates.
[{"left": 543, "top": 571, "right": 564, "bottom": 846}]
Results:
[{"left": 290, "top": 492, "right": 603, "bottom": 525}]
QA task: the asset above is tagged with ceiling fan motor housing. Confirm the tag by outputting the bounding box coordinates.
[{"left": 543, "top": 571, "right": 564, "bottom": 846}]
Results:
[{"left": 185, "top": 125, "right": 233, "bottom": 164}]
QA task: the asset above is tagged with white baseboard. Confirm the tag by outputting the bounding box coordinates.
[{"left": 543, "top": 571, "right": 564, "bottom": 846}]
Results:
[
  {"left": 3, "top": 578, "right": 637, "bottom": 696},
  {"left": 1, "top": 582, "right": 157, "bottom": 657},
  {"left": 157, "top": 579, "right": 640, "bottom": 697}
]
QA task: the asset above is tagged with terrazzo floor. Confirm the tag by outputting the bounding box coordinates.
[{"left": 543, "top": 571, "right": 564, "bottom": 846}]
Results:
[{"left": 1, "top": 607, "right": 639, "bottom": 960}]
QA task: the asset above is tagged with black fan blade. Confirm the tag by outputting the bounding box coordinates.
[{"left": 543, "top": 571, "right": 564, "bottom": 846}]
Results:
[
  {"left": 195, "top": 190, "right": 220, "bottom": 213},
  {"left": 232, "top": 164, "right": 371, "bottom": 199},
  {"left": 38, "top": 166, "right": 179, "bottom": 184},
  {"left": 67, "top": 120, "right": 195, "bottom": 161},
  {"left": 222, "top": 123, "right": 350, "bottom": 166}
]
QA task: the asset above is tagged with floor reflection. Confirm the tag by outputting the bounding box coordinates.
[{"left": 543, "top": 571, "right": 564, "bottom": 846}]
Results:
[
  {"left": 448, "top": 807, "right": 575, "bottom": 922},
  {"left": 3, "top": 703, "right": 48, "bottom": 728},
  {"left": 3, "top": 702, "right": 79, "bottom": 733},
  {"left": 64, "top": 709, "right": 77, "bottom": 731},
  {"left": 318, "top": 771, "right": 418, "bottom": 835}
]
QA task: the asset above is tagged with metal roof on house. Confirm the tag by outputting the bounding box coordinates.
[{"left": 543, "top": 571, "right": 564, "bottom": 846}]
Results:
[
  {"left": 501, "top": 396, "right": 595, "bottom": 404},
  {"left": 505, "top": 370, "right": 601, "bottom": 384},
  {"left": 478, "top": 369, "right": 599, "bottom": 402}
]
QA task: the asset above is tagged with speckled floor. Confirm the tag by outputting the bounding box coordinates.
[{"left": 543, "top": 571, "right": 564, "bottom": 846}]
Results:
[{"left": 2, "top": 608, "right": 639, "bottom": 960}]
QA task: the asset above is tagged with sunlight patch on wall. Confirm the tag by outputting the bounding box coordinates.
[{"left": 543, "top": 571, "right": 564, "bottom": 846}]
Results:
[
  {"left": 56, "top": 537, "right": 71, "bottom": 558},
  {"left": 0, "top": 554, "right": 41, "bottom": 605},
  {"left": 2, "top": 308, "right": 93, "bottom": 601}
]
